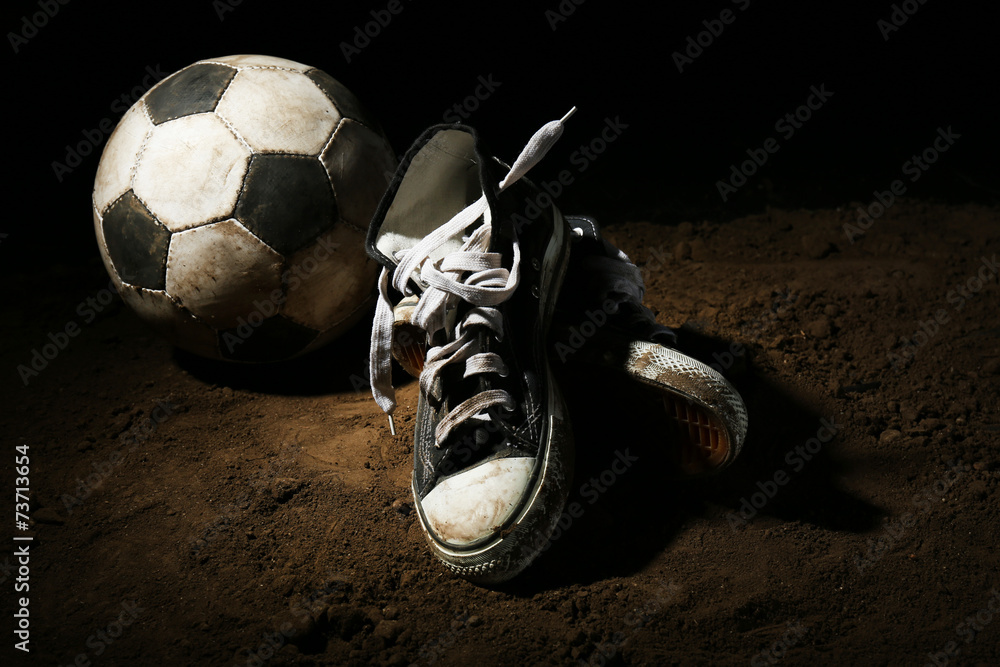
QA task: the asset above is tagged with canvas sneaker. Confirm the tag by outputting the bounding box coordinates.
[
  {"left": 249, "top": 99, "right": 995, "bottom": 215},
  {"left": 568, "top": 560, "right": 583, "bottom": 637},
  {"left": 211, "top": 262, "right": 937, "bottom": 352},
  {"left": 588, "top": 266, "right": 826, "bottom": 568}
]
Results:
[
  {"left": 552, "top": 216, "right": 748, "bottom": 475},
  {"left": 366, "top": 110, "right": 577, "bottom": 583}
]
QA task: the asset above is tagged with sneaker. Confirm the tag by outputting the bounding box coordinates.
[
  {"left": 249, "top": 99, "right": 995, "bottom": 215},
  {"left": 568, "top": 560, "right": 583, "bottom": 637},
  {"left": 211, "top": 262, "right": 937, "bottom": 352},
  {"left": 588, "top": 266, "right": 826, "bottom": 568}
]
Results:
[
  {"left": 552, "top": 216, "right": 748, "bottom": 476},
  {"left": 366, "top": 110, "right": 577, "bottom": 583}
]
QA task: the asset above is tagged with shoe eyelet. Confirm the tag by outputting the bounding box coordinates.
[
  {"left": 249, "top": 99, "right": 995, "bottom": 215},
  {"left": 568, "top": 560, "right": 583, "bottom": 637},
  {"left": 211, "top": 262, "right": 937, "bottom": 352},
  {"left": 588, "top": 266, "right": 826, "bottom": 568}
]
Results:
[
  {"left": 530, "top": 284, "right": 540, "bottom": 298},
  {"left": 531, "top": 258, "right": 541, "bottom": 271}
]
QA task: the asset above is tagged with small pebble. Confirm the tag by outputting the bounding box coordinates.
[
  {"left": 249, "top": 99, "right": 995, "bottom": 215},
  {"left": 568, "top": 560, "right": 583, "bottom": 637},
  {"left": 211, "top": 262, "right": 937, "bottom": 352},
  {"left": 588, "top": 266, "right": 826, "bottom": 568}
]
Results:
[
  {"left": 919, "top": 418, "right": 943, "bottom": 431},
  {"left": 806, "top": 318, "right": 832, "bottom": 339},
  {"left": 374, "top": 620, "right": 403, "bottom": 643},
  {"left": 391, "top": 499, "right": 412, "bottom": 516},
  {"left": 879, "top": 429, "right": 902, "bottom": 443}
]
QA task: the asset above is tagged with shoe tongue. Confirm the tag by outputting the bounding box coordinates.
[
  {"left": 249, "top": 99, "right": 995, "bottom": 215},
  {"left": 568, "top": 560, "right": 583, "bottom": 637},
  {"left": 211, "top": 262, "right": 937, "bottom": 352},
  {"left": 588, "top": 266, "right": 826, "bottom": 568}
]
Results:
[{"left": 376, "top": 128, "right": 485, "bottom": 271}]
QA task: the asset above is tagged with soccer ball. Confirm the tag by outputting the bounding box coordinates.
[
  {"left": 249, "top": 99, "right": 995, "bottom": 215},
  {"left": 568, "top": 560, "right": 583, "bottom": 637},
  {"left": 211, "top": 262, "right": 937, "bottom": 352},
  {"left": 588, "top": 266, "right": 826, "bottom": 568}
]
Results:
[{"left": 92, "top": 55, "right": 396, "bottom": 362}]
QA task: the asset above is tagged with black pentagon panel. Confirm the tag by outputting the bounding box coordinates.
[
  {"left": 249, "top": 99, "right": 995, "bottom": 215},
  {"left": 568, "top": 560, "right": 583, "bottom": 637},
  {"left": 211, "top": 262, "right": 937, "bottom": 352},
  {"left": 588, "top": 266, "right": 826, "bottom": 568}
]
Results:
[
  {"left": 218, "top": 314, "right": 319, "bottom": 362},
  {"left": 101, "top": 191, "right": 171, "bottom": 289},
  {"left": 306, "top": 69, "right": 383, "bottom": 134},
  {"left": 235, "top": 155, "right": 337, "bottom": 256},
  {"left": 144, "top": 63, "right": 237, "bottom": 125}
]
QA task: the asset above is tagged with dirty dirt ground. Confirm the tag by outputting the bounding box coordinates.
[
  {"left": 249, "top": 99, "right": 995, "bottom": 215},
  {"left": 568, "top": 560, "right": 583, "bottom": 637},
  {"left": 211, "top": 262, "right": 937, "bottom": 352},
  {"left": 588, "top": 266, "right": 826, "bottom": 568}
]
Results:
[{"left": 2, "top": 198, "right": 999, "bottom": 666}]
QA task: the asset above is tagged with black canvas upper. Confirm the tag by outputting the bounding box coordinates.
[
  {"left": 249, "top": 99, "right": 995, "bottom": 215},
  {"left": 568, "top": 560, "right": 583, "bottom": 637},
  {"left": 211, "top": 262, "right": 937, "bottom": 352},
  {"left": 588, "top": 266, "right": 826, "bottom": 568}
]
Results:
[{"left": 366, "top": 124, "right": 567, "bottom": 510}]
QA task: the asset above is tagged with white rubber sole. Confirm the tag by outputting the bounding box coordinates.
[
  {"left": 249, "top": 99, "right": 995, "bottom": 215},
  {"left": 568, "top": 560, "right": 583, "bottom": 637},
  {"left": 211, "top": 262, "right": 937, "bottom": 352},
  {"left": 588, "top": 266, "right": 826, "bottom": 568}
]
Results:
[{"left": 623, "top": 340, "right": 748, "bottom": 475}]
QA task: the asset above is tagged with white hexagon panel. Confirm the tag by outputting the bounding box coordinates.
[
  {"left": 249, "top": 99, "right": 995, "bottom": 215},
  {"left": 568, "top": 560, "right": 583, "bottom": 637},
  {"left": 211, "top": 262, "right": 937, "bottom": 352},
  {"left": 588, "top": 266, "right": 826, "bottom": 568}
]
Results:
[
  {"left": 217, "top": 68, "right": 340, "bottom": 155},
  {"left": 165, "top": 219, "right": 284, "bottom": 329},
  {"left": 133, "top": 114, "right": 251, "bottom": 232}
]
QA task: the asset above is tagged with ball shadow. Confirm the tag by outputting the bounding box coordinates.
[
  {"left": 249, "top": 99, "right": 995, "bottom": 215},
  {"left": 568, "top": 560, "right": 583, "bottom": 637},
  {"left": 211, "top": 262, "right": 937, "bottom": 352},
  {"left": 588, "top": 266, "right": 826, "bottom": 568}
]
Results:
[{"left": 171, "top": 304, "right": 411, "bottom": 397}]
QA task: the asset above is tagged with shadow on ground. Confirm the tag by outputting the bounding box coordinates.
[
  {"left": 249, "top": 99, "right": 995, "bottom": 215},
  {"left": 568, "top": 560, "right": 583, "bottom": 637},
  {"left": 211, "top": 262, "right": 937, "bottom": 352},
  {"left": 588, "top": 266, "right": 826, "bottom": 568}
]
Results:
[
  {"left": 507, "top": 328, "right": 884, "bottom": 593},
  {"left": 171, "top": 306, "right": 395, "bottom": 397}
]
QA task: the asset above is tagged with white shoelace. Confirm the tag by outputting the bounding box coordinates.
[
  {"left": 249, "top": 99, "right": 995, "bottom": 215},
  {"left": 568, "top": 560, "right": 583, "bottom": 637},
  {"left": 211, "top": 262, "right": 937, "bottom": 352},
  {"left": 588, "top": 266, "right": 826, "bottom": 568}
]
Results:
[{"left": 370, "top": 108, "right": 576, "bottom": 441}]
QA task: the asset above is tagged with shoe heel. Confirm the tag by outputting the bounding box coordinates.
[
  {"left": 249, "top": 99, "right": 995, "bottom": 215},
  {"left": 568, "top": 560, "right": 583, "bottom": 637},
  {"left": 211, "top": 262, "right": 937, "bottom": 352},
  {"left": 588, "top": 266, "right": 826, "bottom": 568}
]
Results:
[
  {"left": 662, "top": 394, "right": 731, "bottom": 475},
  {"left": 622, "top": 340, "right": 747, "bottom": 476}
]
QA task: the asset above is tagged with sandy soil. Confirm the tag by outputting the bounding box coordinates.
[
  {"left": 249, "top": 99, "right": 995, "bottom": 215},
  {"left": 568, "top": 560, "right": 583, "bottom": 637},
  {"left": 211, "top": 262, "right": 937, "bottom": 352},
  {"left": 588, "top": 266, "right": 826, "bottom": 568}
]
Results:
[{"left": 2, "top": 197, "right": 998, "bottom": 666}]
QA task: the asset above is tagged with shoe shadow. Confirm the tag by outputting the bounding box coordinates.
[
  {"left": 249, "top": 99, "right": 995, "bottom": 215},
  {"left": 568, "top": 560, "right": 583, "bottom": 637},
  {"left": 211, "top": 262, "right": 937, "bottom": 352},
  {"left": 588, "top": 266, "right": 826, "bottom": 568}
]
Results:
[{"left": 506, "top": 329, "right": 884, "bottom": 592}]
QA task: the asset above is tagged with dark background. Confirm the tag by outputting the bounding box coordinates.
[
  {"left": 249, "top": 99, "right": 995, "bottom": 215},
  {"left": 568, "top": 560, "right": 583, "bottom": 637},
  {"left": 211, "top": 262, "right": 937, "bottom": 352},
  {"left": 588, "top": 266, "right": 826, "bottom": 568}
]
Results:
[
  {"left": 5, "top": 0, "right": 996, "bottom": 274},
  {"left": 3, "top": 4, "right": 999, "bottom": 665}
]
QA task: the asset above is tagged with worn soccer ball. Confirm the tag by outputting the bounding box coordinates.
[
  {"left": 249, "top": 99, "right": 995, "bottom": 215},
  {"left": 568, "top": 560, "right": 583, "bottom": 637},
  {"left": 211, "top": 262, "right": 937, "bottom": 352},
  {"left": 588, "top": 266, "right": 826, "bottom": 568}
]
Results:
[{"left": 92, "top": 55, "right": 396, "bottom": 362}]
